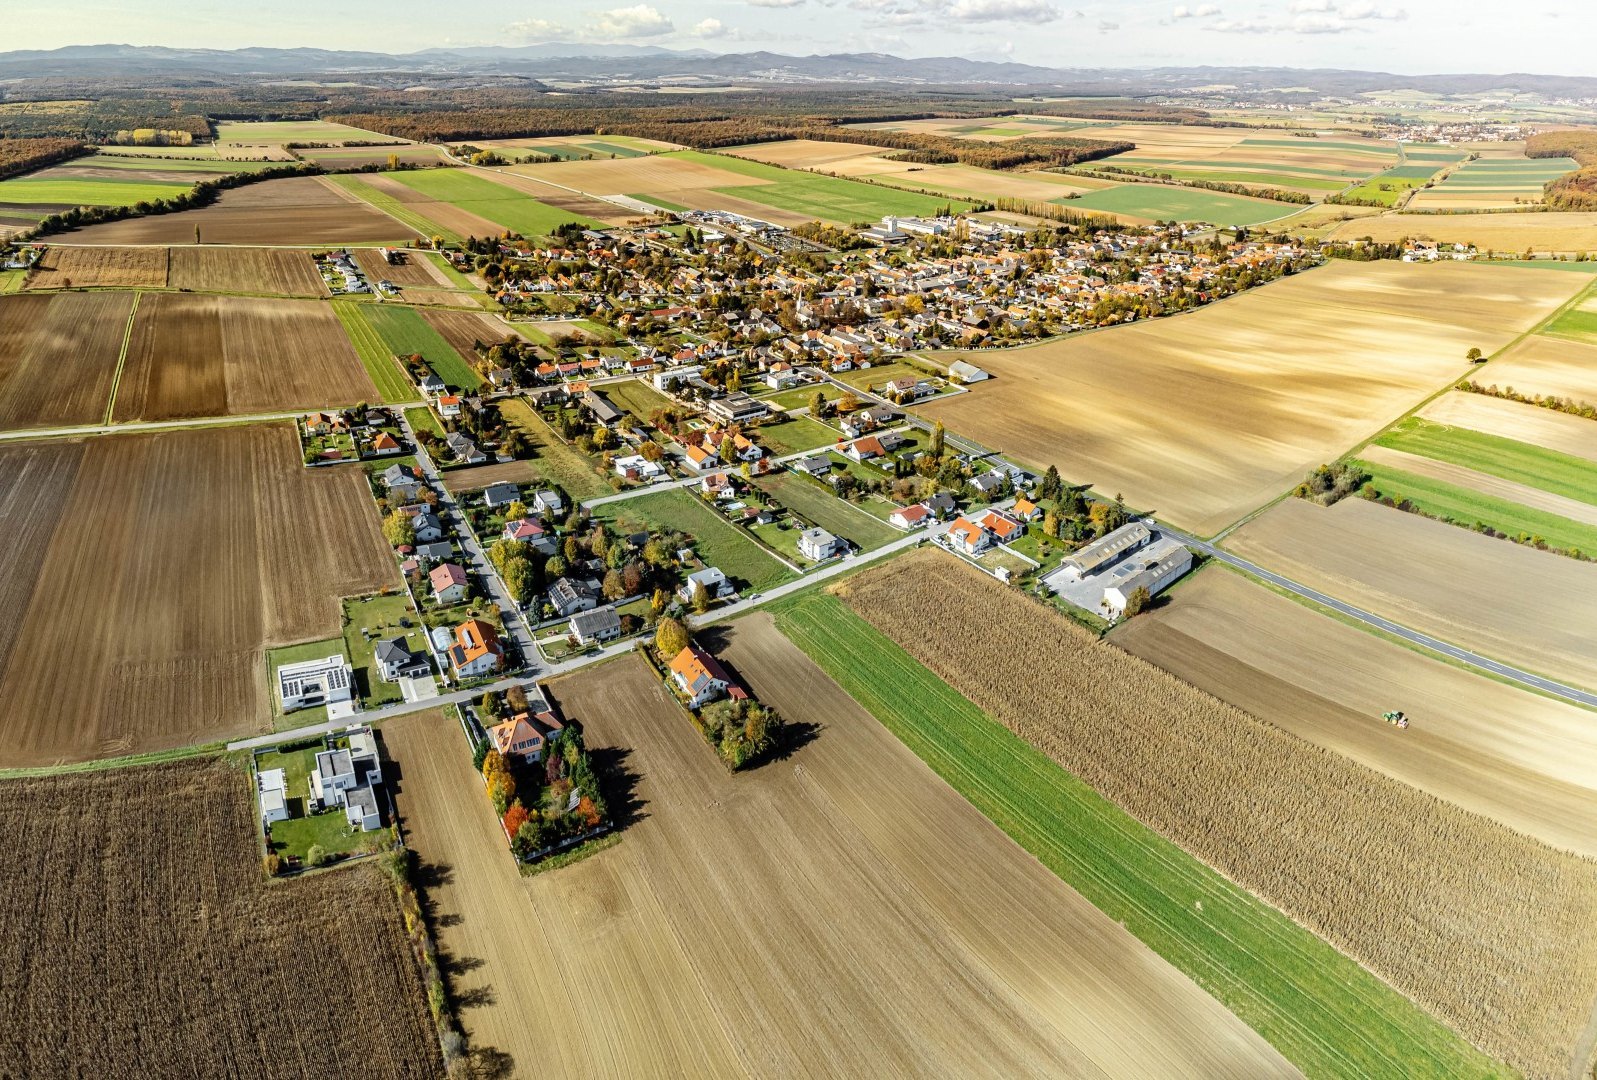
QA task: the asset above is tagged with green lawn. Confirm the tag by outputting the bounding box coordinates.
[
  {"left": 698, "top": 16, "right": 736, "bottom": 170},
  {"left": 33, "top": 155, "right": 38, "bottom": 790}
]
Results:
[
  {"left": 599, "top": 378, "right": 672, "bottom": 421},
  {"left": 342, "top": 593, "right": 431, "bottom": 707},
  {"left": 405, "top": 405, "right": 445, "bottom": 439},
  {"left": 1376, "top": 416, "right": 1597, "bottom": 505},
  {"left": 426, "top": 251, "right": 477, "bottom": 289},
  {"left": 1336, "top": 170, "right": 1432, "bottom": 205},
  {"left": 327, "top": 174, "right": 459, "bottom": 243},
  {"left": 359, "top": 305, "right": 483, "bottom": 390},
  {"left": 332, "top": 301, "right": 418, "bottom": 403},
  {"left": 768, "top": 590, "right": 1502, "bottom": 1080},
  {"left": 497, "top": 398, "right": 615, "bottom": 501},
  {"left": 835, "top": 361, "right": 939, "bottom": 393},
  {"left": 671, "top": 150, "right": 972, "bottom": 224},
  {"left": 627, "top": 192, "right": 690, "bottom": 212},
  {"left": 756, "top": 472, "right": 900, "bottom": 551},
  {"left": 256, "top": 739, "right": 388, "bottom": 863},
  {"left": 760, "top": 383, "right": 843, "bottom": 410},
  {"left": 388, "top": 169, "right": 604, "bottom": 237},
  {"left": 754, "top": 416, "right": 840, "bottom": 455},
  {"left": 1355, "top": 458, "right": 1597, "bottom": 554},
  {"left": 594, "top": 489, "right": 791, "bottom": 590},
  {"left": 1063, "top": 182, "right": 1297, "bottom": 227}
]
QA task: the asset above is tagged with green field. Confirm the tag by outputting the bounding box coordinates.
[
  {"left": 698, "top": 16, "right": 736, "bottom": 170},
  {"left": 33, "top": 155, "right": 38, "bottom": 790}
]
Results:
[
  {"left": 756, "top": 472, "right": 900, "bottom": 551},
  {"left": 1118, "top": 166, "right": 1350, "bottom": 192},
  {"left": 597, "top": 378, "right": 671, "bottom": 421},
  {"left": 388, "top": 170, "right": 604, "bottom": 237},
  {"left": 331, "top": 302, "right": 418, "bottom": 403},
  {"left": 1062, "top": 182, "right": 1295, "bottom": 226},
  {"left": 1336, "top": 169, "right": 1433, "bottom": 205},
  {"left": 1355, "top": 457, "right": 1597, "bottom": 553},
  {"left": 328, "top": 174, "right": 460, "bottom": 243},
  {"left": 760, "top": 383, "right": 843, "bottom": 411},
  {"left": 594, "top": 488, "right": 790, "bottom": 590},
  {"left": 675, "top": 150, "right": 973, "bottom": 223},
  {"left": 1375, "top": 416, "right": 1597, "bottom": 505},
  {"left": 1541, "top": 303, "right": 1597, "bottom": 343},
  {"left": 405, "top": 404, "right": 444, "bottom": 439},
  {"left": 359, "top": 305, "right": 483, "bottom": 390},
  {"left": 753, "top": 416, "right": 839, "bottom": 454},
  {"left": 497, "top": 398, "right": 615, "bottom": 501},
  {"left": 342, "top": 593, "right": 430, "bottom": 708},
  {"left": 426, "top": 251, "right": 477, "bottom": 288},
  {"left": 769, "top": 589, "right": 1501, "bottom": 1080},
  {"left": 0, "top": 177, "right": 190, "bottom": 206}
]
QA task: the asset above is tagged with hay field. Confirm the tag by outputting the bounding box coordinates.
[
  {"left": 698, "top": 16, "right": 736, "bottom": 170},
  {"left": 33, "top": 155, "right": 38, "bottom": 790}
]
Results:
[
  {"left": 0, "top": 290, "right": 131, "bottom": 430},
  {"left": 1227, "top": 496, "right": 1597, "bottom": 691},
  {"left": 112, "top": 294, "right": 376, "bottom": 421},
  {"left": 0, "top": 758, "right": 442, "bottom": 1076},
  {"left": 1115, "top": 568, "right": 1597, "bottom": 856},
  {"left": 1419, "top": 391, "right": 1597, "bottom": 462},
  {"left": 24, "top": 245, "right": 168, "bottom": 289},
  {"left": 1324, "top": 211, "right": 1597, "bottom": 254},
  {"left": 837, "top": 550, "right": 1597, "bottom": 1079},
  {"left": 0, "top": 425, "right": 396, "bottom": 766},
  {"left": 388, "top": 648, "right": 1294, "bottom": 1079},
  {"left": 166, "top": 246, "right": 328, "bottom": 296},
  {"left": 1476, "top": 334, "right": 1597, "bottom": 403},
  {"left": 919, "top": 261, "right": 1581, "bottom": 534},
  {"left": 59, "top": 175, "right": 410, "bottom": 245},
  {"left": 1360, "top": 443, "right": 1597, "bottom": 526},
  {"left": 723, "top": 138, "right": 899, "bottom": 168},
  {"left": 213, "top": 119, "right": 407, "bottom": 148}
]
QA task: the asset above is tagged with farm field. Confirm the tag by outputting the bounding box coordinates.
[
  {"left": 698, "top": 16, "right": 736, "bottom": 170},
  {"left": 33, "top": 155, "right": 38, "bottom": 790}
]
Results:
[
  {"left": 0, "top": 758, "right": 442, "bottom": 1076},
  {"left": 23, "top": 244, "right": 167, "bottom": 288},
  {"left": 420, "top": 309, "right": 517, "bottom": 362},
  {"left": 1373, "top": 415, "right": 1597, "bottom": 506},
  {"left": 848, "top": 114, "right": 1114, "bottom": 141},
  {"left": 386, "top": 169, "right": 606, "bottom": 237},
  {"left": 58, "top": 174, "right": 410, "bottom": 245},
  {"left": 1227, "top": 496, "right": 1597, "bottom": 691},
  {"left": 918, "top": 260, "right": 1582, "bottom": 535},
  {"left": 1095, "top": 132, "right": 1407, "bottom": 198},
  {"left": 821, "top": 550, "right": 1597, "bottom": 1078},
  {"left": 213, "top": 119, "right": 408, "bottom": 148},
  {"left": 460, "top": 167, "right": 639, "bottom": 226},
  {"left": 495, "top": 398, "right": 616, "bottom": 500},
  {"left": 0, "top": 425, "right": 396, "bottom": 766},
  {"left": 0, "top": 155, "right": 266, "bottom": 229},
  {"left": 1409, "top": 156, "right": 1578, "bottom": 210},
  {"left": 112, "top": 293, "right": 377, "bottom": 421},
  {"left": 388, "top": 647, "right": 1294, "bottom": 1079},
  {"left": 467, "top": 133, "right": 681, "bottom": 159},
  {"left": 330, "top": 301, "right": 418, "bottom": 404},
  {"left": 1114, "top": 568, "right": 1597, "bottom": 856},
  {"left": 1058, "top": 181, "right": 1304, "bottom": 226},
  {"left": 1476, "top": 334, "right": 1597, "bottom": 403},
  {"left": 1418, "top": 391, "right": 1597, "bottom": 462},
  {"left": 359, "top": 304, "right": 484, "bottom": 390},
  {"left": 1325, "top": 210, "right": 1597, "bottom": 253},
  {"left": 756, "top": 472, "right": 901, "bottom": 550},
  {"left": 594, "top": 489, "right": 791, "bottom": 590},
  {"left": 166, "top": 246, "right": 329, "bottom": 296},
  {"left": 294, "top": 144, "right": 446, "bottom": 168},
  {"left": 0, "top": 291, "right": 132, "bottom": 430},
  {"left": 352, "top": 246, "right": 447, "bottom": 287}
]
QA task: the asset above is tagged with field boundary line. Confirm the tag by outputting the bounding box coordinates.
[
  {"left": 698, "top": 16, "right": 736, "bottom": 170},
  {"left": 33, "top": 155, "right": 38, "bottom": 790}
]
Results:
[{"left": 102, "top": 289, "right": 141, "bottom": 425}]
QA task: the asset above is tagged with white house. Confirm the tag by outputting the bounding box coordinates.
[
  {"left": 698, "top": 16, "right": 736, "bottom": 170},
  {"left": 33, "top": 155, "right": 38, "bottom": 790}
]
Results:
[
  {"left": 375, "top": 638, "right": 428, "bottom": 682},
  {"left": 430, "top": 562, "right": 469, "bottom": 605},
  {"left": 258, "top": 767, "right": 289, "bottom": 825},
  {"left": 277, "top": 655, "right": 353, "bottom": 713},
  {"left": 570, "top": 605, "right": 623, "bottom": 645},
  {"left": 889, "top": 504, "right": 932, "bottom": 530},
  {"left": 799, "top": 527, "right": 845, "bottom": 562},
  {"left": 548, "top": 577, "right": 597, "bottom": 617},
  {"left": 948, "top": 360, "right": 989, "bottom": 384},
  {"left": 482, "top": 481, "right": 520, "bottom": 509},
  {"left": 309, "top": 728, "right": 384, "bottom": 831},
  {"left": 614, "top": 454, "right": 665, "bottom": 481},
  {"left": 678, "top": 566, "right": 733, "bottom": 603}
]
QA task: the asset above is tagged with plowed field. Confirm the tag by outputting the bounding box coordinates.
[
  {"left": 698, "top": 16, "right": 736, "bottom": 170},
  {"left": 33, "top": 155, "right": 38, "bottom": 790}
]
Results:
[
  {"left": 0, "top": 290, "right": 132, "bottom": 430},
  {"left": 166, "top": 246, "right": 328, "bottom": 296},
  {"left": 24, "top": 245, "right": 168, "bottom": 289}
]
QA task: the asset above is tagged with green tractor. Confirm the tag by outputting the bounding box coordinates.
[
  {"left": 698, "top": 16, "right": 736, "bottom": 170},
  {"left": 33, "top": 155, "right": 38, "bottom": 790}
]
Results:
[{"left": 1381, "top": 710, "right": 1410, "bottom": 729}]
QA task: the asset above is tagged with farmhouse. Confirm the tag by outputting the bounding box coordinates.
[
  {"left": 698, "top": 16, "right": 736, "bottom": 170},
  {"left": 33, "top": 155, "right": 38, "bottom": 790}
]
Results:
[
  {"left": 668, "top": 643, "right": 747, "bottom": 709},
  {"left": 447, "top": 618, "right": 505, "bottom": 678},
  {"left": 799, "top": 527, "right": 845, "bottom": 562},
  {"left": 257, "top": 767, "right": 288, "bottom": 826},
  {"left": 430, "top": 563, "right": 469, "bottom": 604},
  {"left": 1059, "top": 521, "right": 1152, "bottom": 581},
  {"left": 570, "top": 605, "right": 623, "bottom": 645},
  {"left": 277, "top": 655, "right": 353, "bottom": 713}
]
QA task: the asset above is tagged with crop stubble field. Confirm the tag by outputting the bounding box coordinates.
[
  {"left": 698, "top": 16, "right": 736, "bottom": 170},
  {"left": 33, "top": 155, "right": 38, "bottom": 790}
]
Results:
[
  {"left": 24, "top": 245, "right": 329, "bottom": 296},
  {"left": 919, "top": 260, "right": 1583, "bottom": 534},
  {"left": 0, "top": 425, "right": 396, "bottom": 765},
  {"left": 1418, "top": 391, "right": 1597, "bottom": 461},
  {"left": 0, "top": 758, "right": 442, "bottom": 1077},
  {"left": 1325, "top": 210, "right": 1597, "bottom": 253},
  {"left": 387, "top": 650, "right": 1293, "bottom": 1079},
  {"left": 1114, "top": 567, "right": 1597, "bottom": 856},
  {"left": 831, "top": 550, "right": 1597, "bottom": 1079},
  {"left": 0, "top": 290, "right": 132, "bottom": 430},
  {"left": 111, "top": 293, "right": 377, "bottom": 420}
]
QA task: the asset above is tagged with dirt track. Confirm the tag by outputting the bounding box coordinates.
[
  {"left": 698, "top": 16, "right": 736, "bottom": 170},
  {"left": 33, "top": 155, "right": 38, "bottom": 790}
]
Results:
[{"left": 387, "top": 645, "right": 1296, "bottom": 1079}]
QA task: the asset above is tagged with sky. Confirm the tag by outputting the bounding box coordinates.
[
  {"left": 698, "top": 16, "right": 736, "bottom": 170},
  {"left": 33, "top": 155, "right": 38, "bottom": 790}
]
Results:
[{"left": 3, "top": 0, "right": 1591, "bottom": 75}]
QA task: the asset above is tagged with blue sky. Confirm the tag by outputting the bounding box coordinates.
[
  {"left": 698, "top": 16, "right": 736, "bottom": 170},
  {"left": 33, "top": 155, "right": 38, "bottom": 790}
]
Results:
[{"left": 5, "top": 0, "right": 1590, "bottom": 75}]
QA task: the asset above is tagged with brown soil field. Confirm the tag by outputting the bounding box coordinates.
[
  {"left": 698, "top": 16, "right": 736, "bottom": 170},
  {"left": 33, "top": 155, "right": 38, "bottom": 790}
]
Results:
[
  {"left": 112, "top": 293, "right": 376, "bottom": 421},
  {"left": 387, "top": 648, "right": 1293, "bottom": 1079},
  {"left": 1362, "top": 443, "right": 1597, "bottom": 525},
  {"left": 827, "top": 156, "right": 1116, "bottom": 200},
  {"left": 295, "top": 145, "right": 446, "bottom": 168},
  {"left": 422, "top": 309, "right": 517, "bottom": 356},
  {"left": 59, "top": 176, "right": 410, "bottom": 245},
  {"left": 839, "top": 549, "right": 1597, "bottom": 1079},
  {"left": 401, "top": 288, "right": 485, "bottom": 308},
  {"left": 1325, "top": 211, "right": 1597, "bottom": 253},
  {"left": 353, "top": 246, "right": 448, "bottom": 287},
  {"left": 167, "top": 246, "right": 329, "bottom": 297},
  {"left": 0, "top": 290, "right": 132, "bottom": 430},
  {"left": 357, "top": 174, "right": 506, "bottom": 239},
  {"left": 465, "top": 169, "right": 640, "bottom": 226},
  {"left": 0, "top": 757, "right": 443, "bottom": 1077},
  {"left": 1227, "top": 496, "right": 1597, "bottom": 692},
  {"left": 24, "top": 245, "right": 168, "bottom": 289},
  {"left": 0, "top": 425, "right": 396, "bottom": 765},
  {"left": 918, "top": 260, "right": 1583, "bottom": 535},
  {"left": 1475, "top": 334, "right": 1597, "bottom": 403},
  {"left": 1419, "top": 391, "right": 1597, "bottom": 462},
  {"left": 723, "top": 138, "right": 896, "bottom": 168},
  {"left": 1115, "top": 568, "right": 1597, "bottom": 856},
  {"left": 436, "top": 460, "right": 540, "bottom": 493},
  {"left": 504, "top": 154, "right": 823, "bottom": 225}
]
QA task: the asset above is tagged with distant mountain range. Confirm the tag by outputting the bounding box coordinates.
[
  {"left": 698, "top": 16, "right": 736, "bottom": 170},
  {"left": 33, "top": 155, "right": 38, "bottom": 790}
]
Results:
[{"left": 2, "top": 43, "right": 1596, "bottom": 98}]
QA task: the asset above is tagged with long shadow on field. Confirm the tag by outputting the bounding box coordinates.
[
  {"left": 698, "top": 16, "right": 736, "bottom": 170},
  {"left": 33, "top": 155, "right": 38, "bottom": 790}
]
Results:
[
  {"left": 587, "top": 745, "right": 648, "bottom": 832},
  {"left": 691, "top": 627, "right": 821, "bottom": 764}
]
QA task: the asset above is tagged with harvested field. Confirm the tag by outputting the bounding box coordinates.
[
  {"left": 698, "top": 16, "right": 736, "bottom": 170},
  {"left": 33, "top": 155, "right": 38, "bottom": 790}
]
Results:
[
  {"left": 464, "top": 169, "right": 639, "bottom": 226},
  {"left": 0, "top": 758, "right": 442, "bottom": 1077},
  {"left": 59, "top": 175, "right": 410, "bottom": 246},
  {"left": 353, "top": 246, "right": 447, "bottom": 287},
  {"left": 386, "top": 649, "right": 1293, "bottom": 1079},
  {"left": 835, "top": 549, "right": 1597, "bottom": 1079},
  {"left": 437, "top": 460, "right": 540, "bottom": 493},
  {"left": 421, "top": 309, "right": 518, "bottom": 358},
  {"left": 24, "top": 244, "right": 168, "bottom": 289},
  {"left": 1325, "top": 211, "right": 1597, "bottom": 254},
  {"left": 722, "top": 138, "right": 898, "bottom": 168},
  {"left": 1115, "top": 568, "right": 1597, "bottom": 856},
  {"left": 166, "top": 246, "right": 328, "bottom": 297},
  {"left": 1419, "top": 391, "right": 1597, "bottom": 463},
  {"left": 1477, "top": 334, "right": 1597, "bottom": 404},
  {"left": 0, "top": 425, "right": 395, "bottom": 765},
  {"left": 0, "top": 290, "right": 131, "bottom": 430},
  {"left": 112, "top": 294, "right": 376, "bottom": 421},
  {"left": 400, "top": 288, "right": 484, "bottom": 309},
  {"left": 1227, "top": 496, "right": 1597, "bottom": 692},
  {"left": 294, "top": 144, "right": 445, "bottom": 169},
  {"left": 918, "top": 261, "right": 1583, "bottom": 534}
]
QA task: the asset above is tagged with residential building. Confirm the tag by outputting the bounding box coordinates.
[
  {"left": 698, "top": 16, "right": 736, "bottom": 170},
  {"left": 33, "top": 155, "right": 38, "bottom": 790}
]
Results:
[
  {"left": 430, "top": 563, "right": 469, "bottom": 604},
  {"left": 548, "top": 577, "right": 598, "bottom": 617},
  {"left": 973, "top": 508, "right": 1024, "bottom": 545},
  {"left": 483, "top": 481, "right": 520, "bottom": 509},
  {"left": 799, "top": 527, "right": 845, "bottom": 562},
  {"left": 381, "top": 464, "right": 423, "bottom": 502},
  {"left": 258, "top": 767, "right": 289, "bottom": 825},
  {"left": 534, "top": 490, "right": 565, "bottom": 516},
  {"left": 845, "top": 436, "right": 885, "bottom": 462},
  {"left": 668, "top": 643, "right": 747, "bottom": 709},
  {"left": 375, "top": 638, "right": 429, "bottom": 682},
  {"left": 614, "top": 454, "right": 665, "bottom": 482},
  {"left": 437, "top": 395, "right": 462, "bottom": 418},
  {"left": 583, "top": 389, "right": 623, "bottom": 426},
  {"left": 701, "top": 471, "right": 731, "bottom": 498},
  {"left": 678, "top": 566, "right": 733, "bottom": 603},
  {"left": 889, "top": 504, "right": 932, "bottom": 530},
  {"left": 446, "top": 432, "right": 485, "bottom": 464},
  {"left": 369, "top": 431, "right": 402, "bottom": 456},
  {"left": 415, "top": 540, "right": 454, "bottom": 562},
  {"left": 945, "top": 516, "right": 992, "bottom": 556},
  {"left": 794, "top": 454, "right": 832, "bottom": 479},
  {"left": 1012, "top": 496, "right": 1041, "bottom": 521},
  {"left": 448, "top": 619, "right": 504, "bottom": 678},
  {"left": 706, "top": 392, "right": 769, "bottom": 423},
  {"left": 488, "top": 710, "right": 565, "bottom": 763},
  {"left": 410, "top": 511, "right": 444, "bottom": 544},
  {"left": 503, "top": 517, "right": 556, "bottom": 554},
  {"left": 277, "top": 655, "right": 353, "bottom": 713},
  {"left": 948, "top": 360, "right": 989, "bottom": 383},
  {"left": 570, "top": 605, "right": 623, "bottom": 645},
  {"left": 309, "top": 728, "right": 384, "bottom": 831}
]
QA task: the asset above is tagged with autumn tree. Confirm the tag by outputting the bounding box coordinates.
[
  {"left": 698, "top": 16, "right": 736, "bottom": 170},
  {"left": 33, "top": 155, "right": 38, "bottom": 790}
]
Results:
[
  {"left": 382, "top": 510, "right": 416, "bottom": 548},
  {"left": 1122, "top": 585, "right": 1152, "bottom": 618},
  {"left": 656, "top": 616, "right": 690, "bottom": 657},
  {"left": 929, "top": 420, "right": 945, "bottom": 459},
  {"left": 489, "top": 771, "right": 516, "bottom": 815},
  {"left": 690, "top": 579, "right": 711, "bottom": 615},
  {"left": 503, "top": 801, "right": 530, "bottom": 838}
]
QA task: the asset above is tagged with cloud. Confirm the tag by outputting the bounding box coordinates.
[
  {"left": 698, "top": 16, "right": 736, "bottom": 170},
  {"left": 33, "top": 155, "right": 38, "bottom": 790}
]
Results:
[
  {"left": 1207, "top": 17, "right": 1272, "bottom": 32},
  {"left": 946, "top": 0, "right": 1061, "bottom": 22},
  {"left": 1172, "top": 3, "right": 1192, "bottom": 15},
  {"left": 691, "top": 16, "right": 728, "bottom": 36},
  {"left": 506, "top": 17, "right": 575, "bottom": 40},
  {"left": 748, "top": 0, "right": 806, "bottom": 6},
  {"left": 1098, "top": 18, "right": 1118, "bottom": 30},
  {"left": 1339, "top": 1, "right": 1406, "bottom": 18},
  {"left": 588, "top": 4, "right": 675, "bottom": 37},
  {"left": 1195, "top": 2, "right": 1220, "bottom": 13},
  {"left": 1206, "top": 1, "right": 1402, "bottom": 35}
]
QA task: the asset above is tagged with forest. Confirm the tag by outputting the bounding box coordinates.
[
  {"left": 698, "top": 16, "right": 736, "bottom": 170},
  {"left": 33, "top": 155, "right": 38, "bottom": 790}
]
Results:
[
  {"left": 0, "top": 137, "right": 87, "bottom": 181},
  {"left": 1525, "top": 129, "right": 1597, "bottom": 210}
]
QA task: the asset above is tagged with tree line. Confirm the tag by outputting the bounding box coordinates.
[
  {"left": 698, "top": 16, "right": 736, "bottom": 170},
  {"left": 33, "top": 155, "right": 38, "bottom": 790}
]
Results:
[
  {"left": 0, "top": 137, "right": 88, "bottom": 182},
  {"left": 1525, "top": 130, "right": 1597, "bottom": 211}
]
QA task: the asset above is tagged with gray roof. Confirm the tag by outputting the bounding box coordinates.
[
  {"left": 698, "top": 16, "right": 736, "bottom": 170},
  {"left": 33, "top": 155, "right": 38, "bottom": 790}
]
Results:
[
  {"left": 570, "top": 605, "right": 621, "bottom": 635},
  {"left": 375, "top": 638, "right": 412, "bottom": 664}
]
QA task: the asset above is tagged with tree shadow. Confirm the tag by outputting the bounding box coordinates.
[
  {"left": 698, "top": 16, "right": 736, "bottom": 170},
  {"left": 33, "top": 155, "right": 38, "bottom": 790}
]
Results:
[
  {"left": 586, "top": 745, "right": 648, "bottom": 831},
  {"left": 444, "top": 953, "right": 486, "bottom": 977},
  {"left": 469, "top": 1047, "right": 516, "bottom": 1079}
]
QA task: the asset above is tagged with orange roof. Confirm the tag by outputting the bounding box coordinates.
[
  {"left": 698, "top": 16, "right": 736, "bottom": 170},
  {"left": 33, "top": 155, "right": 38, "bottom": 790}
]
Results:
[
  {"left": 1013, "top": 496, "right": 1037, "bottom": 517},
  {"left": 685, "top": 443, "right": 714, "bottom": 464},
  {"left": 372, "top": 432, "right": 400, "bottom": 450},
  {"left": 948, "top": 518, "right": 984, "bottom": 547},
  {"left": 852, "top": 436, "right": 885, "bottom": 457},
  {"left": 455, "top": 618, "right": 501, "bottom": 664},
  {"left": 977, "top": 510, "right": 1022, "bottom": 540},
  {"left": 439, "top": 395, "right": 461, "bottom": 406}
]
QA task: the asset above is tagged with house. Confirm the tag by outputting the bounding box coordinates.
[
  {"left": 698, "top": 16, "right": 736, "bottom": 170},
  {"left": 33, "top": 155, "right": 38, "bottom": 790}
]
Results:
[
  {"left": 1012, "top": 496, "right": 1041, "bottom": 522},
  {"left": 446, "top": 432, "right": 485, "bottom": 464},
  {"left": 845, "top": 436, "right": 886, "bottom": 462},
  {"left": 969, "top": 470, "right": 1007, "bottom": 498},
  {"left": 948, "top": 360, "right": 989, "bottom": 384},
  {"left": 503, "top": 517, "right": 555, "bottom": 554},
  {"left": 277, "top": 655, "right": 353, "bottom": 713},
  {"left": 375, "top": 637, "right": 429, "bottom": 681},
  {"left": 794, "top": 454, "right": 832, "bottom": 479},
  {"left": 1059, "top": 521, "right": 1152, "bottom": 581},
  {"left": 765, "top": 367, "right": 801, "bottom": 390},
  {"left": 310, "top": 729, "right": 384, "bottom": 831},
  {"left": 381, "top": 464, "right": 423, "bottom": 502},
  {"left": 369, "top": 431, "right": 402, "bottom": 456},
  {"left": 678, "top": 566, "right": 733, "bottom": 603},
  {"left": 614, "top": 453, "right": 665, "bottom": 482},
  {"left": 706, "top": 392, "right": 770, "bottom": 424},
  {"left": 701, "top": 471, "right": 732, "bottom": 498},
  {"left": 448, "top": 618, "right": 504, "bottom": 678},
  {"left": 304, "top": 411, "right": 347, "bottom": 436},
  {"left": 548, "top": 577, "right": 597, "bottom": 617},
  {"left": 437, "top": 395, "right": 462, "bottom": 418},
  {"left": 799, "top": 527, "right": 845, "bottom": 562},
  {"left": 945, "top": 516, "right": 992, "bottom": 556},
  {"left": 415, "top": 540, "right": 454, "bottom": 562},
  {"left": 583, "top": 389, "right": 623, "bottom": 427},
  {"left": 488, "top": 367, "right": 513, "bottom": 388},
  {"left": 482, "top": 481, "right": 520, "bottom": 509},
  {"left": 534, "top": 490, "right": 565, "bottom": 516},
  {"left": 488, "top": 710, "right": 565, "bottom": 763},
  {"left": 973, "top": 508, "right": 1023, "bottom": 544},
  {"left": 258, "top": 767, "right": 289, "bottom": 825},
  {"left": 668, "top": 643, "right": 747, "bottom": 709},
  {"left": 1099, "top": 538, "right": 1192, "bottom": 618},
  {"left": 418, "top": 374, "right": 446, "bottom": 396},
  {"left": 682, "top": 442, "right": 718, "bottom": 472},
  {"left": 889, "top": 504, "right": 932, "bottom": 530},
  {"left": 570, "top": 604, "right": 623, "bottom": 645},
  {"left": 411, "top": 511, "right": 444, "bottom": 544},
  {"left": 430, "top": 563, "right": 469, "bottom": 604}
]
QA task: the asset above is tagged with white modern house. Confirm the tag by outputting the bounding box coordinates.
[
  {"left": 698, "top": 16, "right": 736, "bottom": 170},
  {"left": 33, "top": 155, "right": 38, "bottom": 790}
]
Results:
[
  {"left": 309, "top": 727, "right": 385, "bottom": 831},
  {"left": 798, "top": 527, "right": 845, "bottom": 562},
  {"left": 258, "top": 768, "right": 289, "bottom": 825},
  {"left": 277, "top": 655, "right": 353, "bottom": 713},
  {"left": 678, "top": 566, "right": 733, "bottom": 603}
]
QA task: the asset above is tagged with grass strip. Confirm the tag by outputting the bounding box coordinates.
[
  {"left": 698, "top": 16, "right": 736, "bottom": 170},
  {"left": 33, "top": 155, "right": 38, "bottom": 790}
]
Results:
[
  {"left": 768, "top": 589, "right": 1503, "bottom": 1080},
  {"left": 332, "top": 300, "right": 419, "bottom": 404},
  {"left": 1355, "top": 457, "right": 1597, "bottom": 553},
  {"left": 359, "top": 304, "right": 483, "bottom": 391},
  {"left": 1376, "top": 416, "right": 1597, "bottom": 505},
  {"left": 102, "top": 289, "right": 140, "bottom": 424},
  {"left": 327, "top": 174, "right": 461, "bottom": 245}
]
